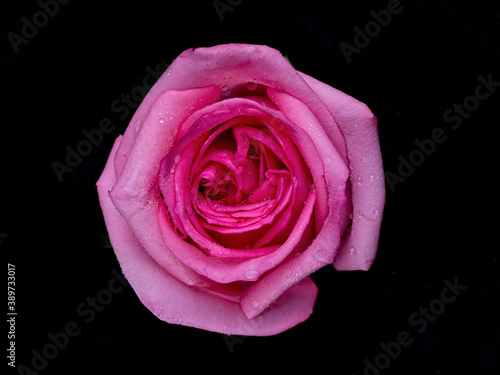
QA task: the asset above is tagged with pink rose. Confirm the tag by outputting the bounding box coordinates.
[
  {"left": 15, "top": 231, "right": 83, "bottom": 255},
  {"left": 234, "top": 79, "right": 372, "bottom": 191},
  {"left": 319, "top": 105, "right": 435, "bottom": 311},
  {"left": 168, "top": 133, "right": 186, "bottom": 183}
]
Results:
[{"left": 96, "top": 43, "right": 385, "bottom": 336}]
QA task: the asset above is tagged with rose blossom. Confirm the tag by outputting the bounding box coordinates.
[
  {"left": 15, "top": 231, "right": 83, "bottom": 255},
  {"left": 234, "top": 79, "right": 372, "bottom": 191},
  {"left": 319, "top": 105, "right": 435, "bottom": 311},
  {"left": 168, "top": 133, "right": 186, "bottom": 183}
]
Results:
[{"left": 96, "top": 43, "right": 385, "bottom": 336}]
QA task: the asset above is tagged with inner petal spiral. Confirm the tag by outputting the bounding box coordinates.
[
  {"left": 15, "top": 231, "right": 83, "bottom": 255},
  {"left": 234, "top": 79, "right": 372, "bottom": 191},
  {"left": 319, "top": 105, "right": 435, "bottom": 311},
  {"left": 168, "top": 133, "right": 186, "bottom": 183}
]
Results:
[
  {"left": 190, "top": 118, "right": 292, "bottom": 245},
  {"left": 159, "top": 108, "right": 314, "bottom": 258}
]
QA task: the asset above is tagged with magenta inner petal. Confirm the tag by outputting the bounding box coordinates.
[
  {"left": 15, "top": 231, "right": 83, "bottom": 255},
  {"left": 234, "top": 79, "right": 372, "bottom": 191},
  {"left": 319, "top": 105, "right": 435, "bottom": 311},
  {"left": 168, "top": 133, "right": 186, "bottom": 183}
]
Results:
[{"left": 158, "top": 99, "right": 316, "bottom": 262}]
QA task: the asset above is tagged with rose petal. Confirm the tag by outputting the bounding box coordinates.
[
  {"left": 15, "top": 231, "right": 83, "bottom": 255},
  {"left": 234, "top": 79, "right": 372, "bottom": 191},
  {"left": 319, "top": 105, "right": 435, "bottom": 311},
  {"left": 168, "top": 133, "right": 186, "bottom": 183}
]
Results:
[
  {"left": 299, "top": 72, "right": 385, "bottom": 270},
  {"left": 108, "top": 86, "right": 228, "bottom": 288},
  {"left": 140, "top": 44, "right": 347, "bottom": 161},
  {"left": 241, "top": 189, "right": 341, "bottom": 319},
  {"left": 239, "top": 89, "right": 352, "bottom": 318},
  {"left": 267, "top": 88, "right": 349, "bottom": 234},
  {"left": 99, "top": 136, "right": 242, "bottom": 300}
]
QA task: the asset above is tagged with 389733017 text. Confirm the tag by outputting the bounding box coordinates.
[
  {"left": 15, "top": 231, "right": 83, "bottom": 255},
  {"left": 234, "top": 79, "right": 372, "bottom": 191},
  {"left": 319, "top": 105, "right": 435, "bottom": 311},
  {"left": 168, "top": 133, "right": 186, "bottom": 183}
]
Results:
[{"left": 7, "top": 263, "right": 17, "bottom": 368}]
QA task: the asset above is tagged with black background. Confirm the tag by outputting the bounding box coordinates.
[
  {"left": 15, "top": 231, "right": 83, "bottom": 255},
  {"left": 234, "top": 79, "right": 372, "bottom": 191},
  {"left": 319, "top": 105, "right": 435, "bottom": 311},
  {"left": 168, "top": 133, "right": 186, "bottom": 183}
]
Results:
[{"left": 2, "top": 1, "right": 499, "bottom": 374}]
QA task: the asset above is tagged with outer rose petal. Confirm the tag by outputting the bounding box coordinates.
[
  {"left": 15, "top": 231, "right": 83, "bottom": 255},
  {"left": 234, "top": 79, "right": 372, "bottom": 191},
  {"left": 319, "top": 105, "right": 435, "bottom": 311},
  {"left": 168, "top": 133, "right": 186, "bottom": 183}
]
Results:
[
  {"left": 299, "top": 73, "right": 385, "bottom": 270},
  {"left": 97, "top": 136, "right": 318, "bottom": 336},
  {"left": 137, "top": 44, "right": 347, "bottom": 162},
  {"left": 108, "top": 87, "right": 235, "bottom": 293},
  {"left": 239, "top": 88, "right": 351, "bottom": 320}
]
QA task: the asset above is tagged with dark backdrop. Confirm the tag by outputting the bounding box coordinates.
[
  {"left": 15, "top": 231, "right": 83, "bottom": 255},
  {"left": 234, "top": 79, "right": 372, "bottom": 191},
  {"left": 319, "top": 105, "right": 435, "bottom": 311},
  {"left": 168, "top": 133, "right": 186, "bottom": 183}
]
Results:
[{"left": 2, "top": 1, "right": 499, "bottom": 374}]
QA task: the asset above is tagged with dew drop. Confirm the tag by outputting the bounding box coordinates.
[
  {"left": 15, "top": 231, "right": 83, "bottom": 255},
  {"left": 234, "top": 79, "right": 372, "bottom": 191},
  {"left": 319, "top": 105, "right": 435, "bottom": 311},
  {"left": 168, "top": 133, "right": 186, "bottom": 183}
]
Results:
[
  {"left": 325, "top": 157, "right": 332, "bottom": 165},
  {"left": 174, "top": 154, "right": 181, "bottom": 164},
  {"left": 159, "top": 118, "right": 165, "bottom": 124},
  {"left": 244, "top": 269, "right": 259, "bottom": 280},
  {"left": 369, "top": 174, "right": 374, "bottom": 181},
  {"left": 313, "top": 249, "right": 331, "bottom": 263},
  {"left": 247, "top": 81, "right": 258, "bottom": 90},
  {"left": 373, "top": 209, "right": 380, "bottom": 217},
  {"left": 251, "top": 300, "right": 260, "bottom": 309},
  {"left": 154, "top": 306, "right": 165, "bottom": 317},
  {"left": 349, "top": 247, "right": 356, "bottom": 255}
]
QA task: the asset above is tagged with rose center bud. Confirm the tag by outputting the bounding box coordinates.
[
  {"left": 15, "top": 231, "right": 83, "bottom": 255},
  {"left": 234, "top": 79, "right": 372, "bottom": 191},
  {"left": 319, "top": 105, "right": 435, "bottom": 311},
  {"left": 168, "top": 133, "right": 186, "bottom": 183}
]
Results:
[
  {"left": 190, "top": 118, "right": 293, "bottom": 249},
  {"left": 160, "top": 113, "right": 314, "bottom": 258}
]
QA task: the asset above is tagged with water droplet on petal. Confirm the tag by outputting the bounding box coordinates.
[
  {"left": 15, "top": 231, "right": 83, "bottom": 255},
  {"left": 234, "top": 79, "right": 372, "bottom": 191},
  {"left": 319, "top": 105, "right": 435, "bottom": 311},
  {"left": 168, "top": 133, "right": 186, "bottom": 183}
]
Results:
[
  {"left": 325, "top": 157, "right": 332, "bottom": 165},
  {"left": 174, "top": 154, "right": 181, "bottom": 164},
  {"left": 313, "top": 249, "right": 331, "bottom": 263},
  {"left": 159, "top": 118, "right": 165, "bottom": 124},
  {"left": 373, "top": 209, "right": 380, "bottom": 216},
  {"left": 251, "top": 300, "right": 260, "bottom": 309},
  {"left": 349, "top": 247, "right": 356, "bottom": 255},
  {"left": 247, "top": 82, "right": 258, "bottom": 90},
  {"left": 244, "top": 269, "right": 259, "bottom": 280}
]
